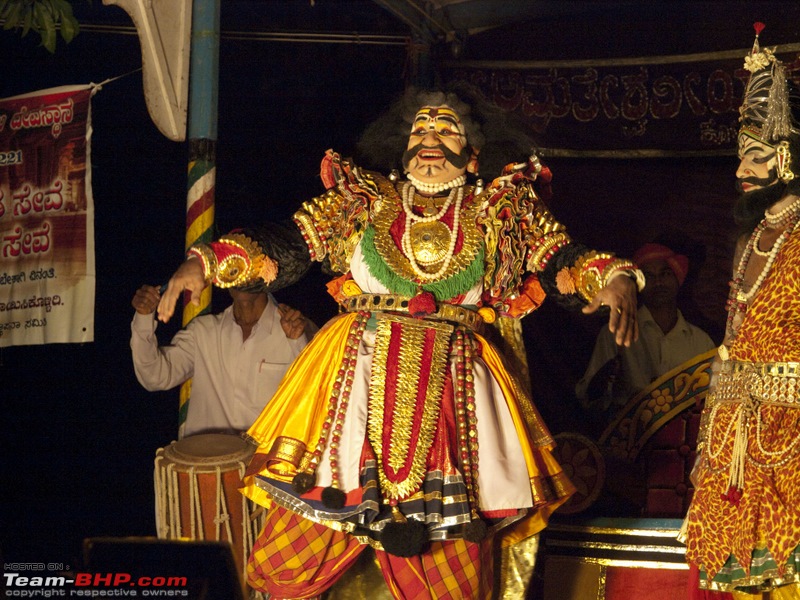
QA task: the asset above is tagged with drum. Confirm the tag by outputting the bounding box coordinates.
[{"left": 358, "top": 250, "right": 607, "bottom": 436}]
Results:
[{"left": 154, "top": 434, "right": 265, "bottom": 587}]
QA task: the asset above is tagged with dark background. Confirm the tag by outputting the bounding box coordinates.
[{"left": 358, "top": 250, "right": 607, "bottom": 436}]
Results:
[{"left": 2, "top": 0, "right": 800, "bottom": 570}]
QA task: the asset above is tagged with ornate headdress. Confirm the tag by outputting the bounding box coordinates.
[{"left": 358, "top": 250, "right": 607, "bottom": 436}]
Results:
[{"left": 740, "top": 23, "right": 800, "bottom": 148}]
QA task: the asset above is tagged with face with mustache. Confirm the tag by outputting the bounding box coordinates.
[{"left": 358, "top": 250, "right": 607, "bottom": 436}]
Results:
[
  {"left": 736, "top": 133, "right": 778, "bottom": 193},
  {"left": 403, "top": 105, "right": 472, "bottom": 185}
]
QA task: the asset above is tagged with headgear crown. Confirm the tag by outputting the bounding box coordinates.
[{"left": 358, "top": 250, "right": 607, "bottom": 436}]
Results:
[{"left": 739, "top": 22, "right": 800, "bottom": 144}]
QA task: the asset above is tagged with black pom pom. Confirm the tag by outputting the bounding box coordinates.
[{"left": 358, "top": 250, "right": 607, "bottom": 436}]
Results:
[
  {"left": 321, "top": 486, "right": 347, "bottom": 509},
  {"left": 463, "top": 518, "right": 488, "bottom": 543},
  {"left": 380, "top": 520, "right": 428, "bottom": 557},
  {"left": 292, "top": 471, "right": 316, "bottom": 495}
]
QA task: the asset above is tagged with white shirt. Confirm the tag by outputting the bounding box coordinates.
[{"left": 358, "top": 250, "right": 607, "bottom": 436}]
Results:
[
  {"left": 575, "top": 305, "right": 715, "bottom": 410},
  {"left": 130, "top": 296, "right": 312, "bottom": 437}
]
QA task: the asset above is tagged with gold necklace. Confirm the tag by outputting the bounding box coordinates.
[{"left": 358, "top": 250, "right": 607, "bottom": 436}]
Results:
[{"left": 401, "top": 183, "right": 462, "bottom": 280}]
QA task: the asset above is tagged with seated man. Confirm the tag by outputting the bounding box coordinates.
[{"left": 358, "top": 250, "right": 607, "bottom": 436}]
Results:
[
  {"left": 576, "top": 242, "right": 715, "bottom": 416},
  {"left": 130, "top": 284, "right": 316, "bottom": 437}
]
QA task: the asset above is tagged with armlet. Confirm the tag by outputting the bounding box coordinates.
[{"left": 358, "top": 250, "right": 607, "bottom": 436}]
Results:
[
  {"left": 188, "top": 233, "right": 277, "bottom": 289},
  {"left": 563, "top": 251, "right": 643, "bottom": 302}
]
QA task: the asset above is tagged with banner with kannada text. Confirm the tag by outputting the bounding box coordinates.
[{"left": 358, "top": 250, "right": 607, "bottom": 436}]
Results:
[
  {"left": 442, "top": 44, "right": 800, "bottom": 157},
  {"left": 0, "top": 85, "right": 95, "bottom": 346}
]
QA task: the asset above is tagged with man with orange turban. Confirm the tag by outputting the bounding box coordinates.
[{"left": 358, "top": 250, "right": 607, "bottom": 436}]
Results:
[{"left": 576, "top": 241, "right": 715, "bottom": 415}]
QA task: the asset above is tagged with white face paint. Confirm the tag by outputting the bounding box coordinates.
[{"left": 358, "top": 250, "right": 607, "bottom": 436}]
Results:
[
  {"left": 736, "top": 132, "right": 778, "bottom": 192},
  {"left": 404, "top": 105, "right": 469, "bottom": 184}
]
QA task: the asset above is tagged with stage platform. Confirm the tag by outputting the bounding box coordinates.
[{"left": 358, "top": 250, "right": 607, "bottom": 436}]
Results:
[{"left": 537, "top": 517, "right": 689, "bottom": 600}]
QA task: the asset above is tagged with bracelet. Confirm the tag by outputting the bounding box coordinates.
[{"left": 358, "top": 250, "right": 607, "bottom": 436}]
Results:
[
  {"left": 604, "top": 260, "right": 646, "bottom": 292},
  {"left": 571, "top": 251, "right": 614, "bottom": 302}
]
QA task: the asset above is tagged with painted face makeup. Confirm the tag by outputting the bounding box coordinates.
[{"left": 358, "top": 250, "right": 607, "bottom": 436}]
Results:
[
  {"left": 403, "top": 105, "right": 471, "bottom": 184},
  {"left": 736, "top": 132, "right": 778, "bottom": 192}
]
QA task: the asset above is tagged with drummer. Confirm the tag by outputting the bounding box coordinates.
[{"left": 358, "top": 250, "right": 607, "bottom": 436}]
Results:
[{"left": 130, "top": 285, "right": 316, "bottom": 437}]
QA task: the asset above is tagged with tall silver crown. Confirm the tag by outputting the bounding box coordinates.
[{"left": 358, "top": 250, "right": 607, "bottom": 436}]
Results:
[{"left": 740, "top": 22, "right": 799, "bottom": 142}]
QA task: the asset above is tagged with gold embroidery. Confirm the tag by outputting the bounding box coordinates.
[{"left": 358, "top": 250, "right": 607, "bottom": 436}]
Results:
[
  {"left": 266, "top": 436, "right": 309, "bottom": 469},
  {"left": 372, "top": 185, "right": 481, "bottom": 284},
  {"left": 368, "top": 314, "right": 453, "bottom": 500}
]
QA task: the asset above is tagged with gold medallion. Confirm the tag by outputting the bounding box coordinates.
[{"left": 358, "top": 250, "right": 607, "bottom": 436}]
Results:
[{"left": 409, "top": 220, "right": 451, "bottom": 265}]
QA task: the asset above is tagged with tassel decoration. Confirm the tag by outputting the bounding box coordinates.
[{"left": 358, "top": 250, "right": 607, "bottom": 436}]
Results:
[
  {"left": 463, "top": 517, "right": 488, "bottom": 543},
  {"left": 321, "top": 486, "right": 347, "bottom": 509},
  {"left": 292, "top": 471, "right": 317, "bottom": 495},
  {"left": 380, "top": 506, "right": 428, "bottom": 557}
]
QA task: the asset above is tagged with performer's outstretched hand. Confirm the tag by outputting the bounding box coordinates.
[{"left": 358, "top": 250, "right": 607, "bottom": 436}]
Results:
[
  {"left": 582, "top": 275, "right": 639, "bottom": 347},
  {"left": 156, "top": 258, "right": 206, "bottom": 322}
]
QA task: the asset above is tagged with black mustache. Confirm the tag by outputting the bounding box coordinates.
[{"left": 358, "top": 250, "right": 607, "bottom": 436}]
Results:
[
  {"left": 735, "top": 169, "right": 778, "bottom": 192},
  {"left": 402, "top": 142, "right": 470, "bottom": 170}
]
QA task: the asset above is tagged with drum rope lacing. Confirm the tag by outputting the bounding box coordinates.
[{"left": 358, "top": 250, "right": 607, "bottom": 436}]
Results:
[{"left": 153, "top": 446, "right": 267, "bottom": 589}]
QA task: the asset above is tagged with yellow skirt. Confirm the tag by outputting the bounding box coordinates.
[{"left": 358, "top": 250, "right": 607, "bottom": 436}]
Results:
[{"left": 241, "top": 312, "right": 574, "bottom": 547}]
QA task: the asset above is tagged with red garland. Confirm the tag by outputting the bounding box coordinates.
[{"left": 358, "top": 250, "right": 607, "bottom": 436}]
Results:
[
  {"left": 409, "top": 291, "right": 437, "bottom": 317},
  {"left": 720, "top": 485, "right": 743, "bottom": 506}
]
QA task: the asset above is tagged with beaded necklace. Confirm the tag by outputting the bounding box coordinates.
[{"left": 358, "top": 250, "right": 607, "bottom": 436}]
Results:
[
  {"left": 401, "top": 183, "right": 463, "bottom": 281},
  {"left": 406, "top": 173, "right": 466, "bottom": 195},
  {"left": 725, "top": 209, "right": 800, "bottom": 338},
  {"left": 751, "top": 227, "right": 772, "bottom": 257},
  {"left": 764, "top": 195, "right": 800, "bottom": 227}
]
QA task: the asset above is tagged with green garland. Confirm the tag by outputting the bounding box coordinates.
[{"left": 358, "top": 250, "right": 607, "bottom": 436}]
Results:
[{"left": 361, "top": 224, "right": 485, "bottom": 301}]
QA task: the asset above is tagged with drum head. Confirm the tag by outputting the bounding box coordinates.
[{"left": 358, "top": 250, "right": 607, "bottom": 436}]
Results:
[{"left": 164, "top": 433, "right": 254, "bottom": 466}]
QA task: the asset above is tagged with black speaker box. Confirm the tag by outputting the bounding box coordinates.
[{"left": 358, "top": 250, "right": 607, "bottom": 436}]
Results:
[{"left": 81, "top": 537, "right": 245, "bottom": 600}]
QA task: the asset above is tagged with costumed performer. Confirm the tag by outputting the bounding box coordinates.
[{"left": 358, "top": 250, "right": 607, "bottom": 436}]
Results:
[
  {"left": 681, "top": 23, "right": 800, "bottom": 600},
  {"left": 157, "top": 84, "right": 644, "bottom": 600}
]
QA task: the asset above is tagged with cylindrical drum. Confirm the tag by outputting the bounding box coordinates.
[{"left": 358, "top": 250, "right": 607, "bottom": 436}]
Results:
[{"left": 154, "top": 434, "right": 264, "bottom": 587}]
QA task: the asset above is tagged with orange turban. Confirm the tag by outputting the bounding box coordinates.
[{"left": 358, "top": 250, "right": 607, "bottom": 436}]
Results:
[{"left": 632, "top": 243, "right": 689, "bottom": 286}]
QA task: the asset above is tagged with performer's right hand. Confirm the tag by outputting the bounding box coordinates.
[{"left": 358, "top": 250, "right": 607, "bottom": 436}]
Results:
[
  {"left": 132, "top": 285, "right": 161, "bottom": 315},
  {"left": 157, "top": 258, "right": 206, "bottom": 323}
]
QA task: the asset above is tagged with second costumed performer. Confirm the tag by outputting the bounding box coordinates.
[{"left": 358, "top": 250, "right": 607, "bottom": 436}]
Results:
[{"left": 157, "top": 85, "right": 644, "bottom": 599}]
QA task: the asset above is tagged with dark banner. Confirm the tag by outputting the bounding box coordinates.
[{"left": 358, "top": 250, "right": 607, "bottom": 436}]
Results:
[{"left": 442, "top": 44, "right": 800, "bottom": 157}]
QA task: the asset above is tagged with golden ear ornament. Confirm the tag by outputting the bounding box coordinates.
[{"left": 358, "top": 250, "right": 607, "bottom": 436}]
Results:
[{"left": 776, "top": 140, "right": 795, "bottom": 182}]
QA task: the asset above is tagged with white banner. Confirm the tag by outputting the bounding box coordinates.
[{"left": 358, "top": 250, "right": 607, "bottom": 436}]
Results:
[{"left": 0, "top": 85, "right": 96, "bottom": 346}]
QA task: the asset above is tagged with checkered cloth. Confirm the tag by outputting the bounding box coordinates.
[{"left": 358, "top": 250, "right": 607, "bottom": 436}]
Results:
[
  {"left": 247, "top": 505, "right": 364, "bottom": 598},
  {"left": 247, "top": 506, "right": 494, "bottom": 599},
  {"left": 375, "top": 535, "right": 493, "bottom": 599}
]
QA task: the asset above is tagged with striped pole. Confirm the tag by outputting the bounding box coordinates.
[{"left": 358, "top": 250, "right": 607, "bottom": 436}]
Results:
[{"left": 180, "top": 0, "right": 220, "bottom": 434}]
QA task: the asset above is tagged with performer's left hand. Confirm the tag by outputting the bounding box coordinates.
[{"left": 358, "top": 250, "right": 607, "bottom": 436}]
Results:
[{"left": 582, "top": 275, "right": 638, "bottom": 347}]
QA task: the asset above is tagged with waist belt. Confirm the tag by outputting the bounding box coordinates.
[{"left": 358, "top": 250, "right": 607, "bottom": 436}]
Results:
[
  {"left": 716, "top": 360, "right": 800, "bottom": 406},
  {"left": 722, "top": 360, "right": 800, "bottom": 378},
  {"left": 340, "top": 293, "right": 485, "bottom": 332}
]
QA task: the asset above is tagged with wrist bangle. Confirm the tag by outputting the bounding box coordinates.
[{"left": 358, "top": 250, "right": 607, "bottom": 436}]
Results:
[
  {"left": 572, "top": 251, "right": 614, "bottom": 302},
  {"left": 605, "top": 263, "right": 646, "bottom": 292}
]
